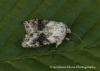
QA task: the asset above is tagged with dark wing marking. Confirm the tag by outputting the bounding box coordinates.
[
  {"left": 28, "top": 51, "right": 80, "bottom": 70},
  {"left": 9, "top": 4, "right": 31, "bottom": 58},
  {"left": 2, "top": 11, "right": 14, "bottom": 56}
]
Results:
[
  {"left": 37, "top": 33, "right": 49, "bottom": 46},
  {"left": 38, "top": 20, "right": 46, "bottom": 31}
]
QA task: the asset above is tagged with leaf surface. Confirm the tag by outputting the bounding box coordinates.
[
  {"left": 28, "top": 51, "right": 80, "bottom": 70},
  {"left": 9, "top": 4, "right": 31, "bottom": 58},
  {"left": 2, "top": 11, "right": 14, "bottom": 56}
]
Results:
[{"left": 0, "top": 0, "right": 100, "bottom": 71}]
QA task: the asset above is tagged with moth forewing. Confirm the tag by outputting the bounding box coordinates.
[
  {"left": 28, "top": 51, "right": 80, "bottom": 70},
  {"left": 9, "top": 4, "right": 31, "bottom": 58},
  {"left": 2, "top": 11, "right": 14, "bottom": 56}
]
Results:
[{"left": 22, "top": 19, "right": 71, "bottom": 48}]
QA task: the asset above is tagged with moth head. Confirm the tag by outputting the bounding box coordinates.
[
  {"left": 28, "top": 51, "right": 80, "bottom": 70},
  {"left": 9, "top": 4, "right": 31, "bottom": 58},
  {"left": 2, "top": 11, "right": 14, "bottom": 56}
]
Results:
[{"left": 67, "top": 28, "right": 71, "bottom": 33}]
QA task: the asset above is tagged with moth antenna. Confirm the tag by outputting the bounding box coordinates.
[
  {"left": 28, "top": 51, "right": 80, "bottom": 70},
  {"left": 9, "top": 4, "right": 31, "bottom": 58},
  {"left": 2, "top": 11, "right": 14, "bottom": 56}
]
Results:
[
  {"left": 69, "top": 15, "right": 78, "bottom": 28},
  {"left": 71, "top": 32, "right": 86, "bottom": 45}
]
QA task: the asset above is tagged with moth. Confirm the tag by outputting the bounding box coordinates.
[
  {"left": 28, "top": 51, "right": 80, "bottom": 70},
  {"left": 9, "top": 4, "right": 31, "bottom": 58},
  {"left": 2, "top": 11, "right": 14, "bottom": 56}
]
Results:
[{"left": 22, "top": 19, "right": 85, "bottom": 53}]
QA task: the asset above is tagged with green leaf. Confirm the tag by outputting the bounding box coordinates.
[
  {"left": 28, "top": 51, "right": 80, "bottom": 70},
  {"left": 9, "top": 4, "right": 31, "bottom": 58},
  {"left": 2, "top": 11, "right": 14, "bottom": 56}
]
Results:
[{"left": 0, "top": 0, "right": 100, "bottom": 71}]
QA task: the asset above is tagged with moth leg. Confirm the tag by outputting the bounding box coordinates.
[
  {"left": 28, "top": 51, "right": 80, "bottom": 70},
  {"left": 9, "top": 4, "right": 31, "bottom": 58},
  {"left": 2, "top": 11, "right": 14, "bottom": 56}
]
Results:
[
  {"left": 65, "top": 38, "right": 77, "bottom": 42},
  {"left": 52, "top": 47, "right": 57, "bottom": 57},
  {"left": 52, "top": 43, "right": 60, "bottom": 57},
  {"left": 52, "top": 44, "right": 58, "bottom": 57},
  {"left": 65, "top": 37, "right": 70, "bottom": 41}
]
